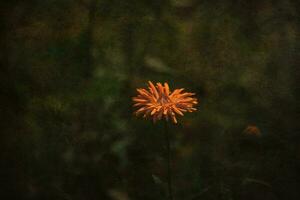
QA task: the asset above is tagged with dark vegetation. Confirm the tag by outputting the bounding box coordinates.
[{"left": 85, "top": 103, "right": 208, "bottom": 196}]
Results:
[{"left": 0, "top": 0, "right": 299, "bottom": 199}]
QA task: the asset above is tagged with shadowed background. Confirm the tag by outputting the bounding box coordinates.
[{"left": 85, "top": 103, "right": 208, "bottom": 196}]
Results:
[{"left": 0, "top": 0, "right": 299, "bottom": 199}]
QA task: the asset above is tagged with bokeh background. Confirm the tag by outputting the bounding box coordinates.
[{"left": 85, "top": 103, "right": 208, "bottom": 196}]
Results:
[{"left": 1, "top": 0, "right": 299, "bottom": 199}]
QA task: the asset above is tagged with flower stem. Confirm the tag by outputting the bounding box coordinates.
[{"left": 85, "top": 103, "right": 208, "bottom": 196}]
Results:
[{"left": 164, "top": 121, "right": 174, "bottom": 200}]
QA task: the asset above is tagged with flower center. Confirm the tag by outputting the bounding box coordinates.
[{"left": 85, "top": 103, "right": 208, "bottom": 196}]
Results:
[{"left": 158, "top": 94, "right": 172, "bottom": 106}]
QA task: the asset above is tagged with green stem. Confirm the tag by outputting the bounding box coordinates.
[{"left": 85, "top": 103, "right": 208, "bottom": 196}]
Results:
[{"left": 164, "top": 121, "right": 174, "bottom": 200}]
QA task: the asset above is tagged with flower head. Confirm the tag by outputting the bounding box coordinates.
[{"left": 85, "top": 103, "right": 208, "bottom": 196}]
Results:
[
  {"left": 244, "top": 125, "right": 261, "bottom": 136},
  {"left": 132, "top": 81, "right": 198, "bottom": 123}
]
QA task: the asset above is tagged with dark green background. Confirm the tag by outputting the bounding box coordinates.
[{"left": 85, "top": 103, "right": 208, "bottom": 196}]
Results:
[{"left": 1, "top": 0, "right": 299, "bottom": 199}]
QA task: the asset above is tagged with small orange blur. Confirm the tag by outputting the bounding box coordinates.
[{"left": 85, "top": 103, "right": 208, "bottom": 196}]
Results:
[{"left": 243, "top": 125, "right": 261, "bottom": 136}]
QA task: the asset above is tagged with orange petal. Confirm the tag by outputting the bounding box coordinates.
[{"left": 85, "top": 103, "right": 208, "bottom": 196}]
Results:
[
  {"left": 148, "top": 81, "right": 159, "bottom": 98},
  {"left": 163, "top": 108, "right": 168, "bottom": 115},
  {"left": 164, "top": 82, "right": 170, "bottom": 95},
  {"left": 133, "top": 103, "right": 143, "bottom": 107},
  {"left": 137, "top": 89, "right": 151, "bottom": 97},
  {"left": 132, "top": 98, "right": 148, "bottom": 103},
  {"left": 170, "top": 88, "right": 184, "bottom": 97},
  {"left": 171, "top": 115, "right": 177, "bottom": 123},
  {"left": 172, "top": 106, "right": 184, "bottom": 116},
  {"left": 150, "top": 109, "right": 157, "bottom": 115},
  {"left": 157, "top": 82, "right": 164, "bottom": 95},
  {"left": 135, "top": 107, "right": 146, "bottom": 115}
]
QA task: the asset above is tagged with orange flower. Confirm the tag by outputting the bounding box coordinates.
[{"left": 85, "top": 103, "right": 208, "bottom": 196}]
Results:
[
  {"left": 132, "top": 81, "right": 198, "bottom": 123},
  {"left": 244, "top": 125, "right": 261, "bottom": 136}
]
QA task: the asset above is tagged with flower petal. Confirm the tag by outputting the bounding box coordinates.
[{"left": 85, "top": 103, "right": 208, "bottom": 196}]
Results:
[{"left": 148, "top": 81, "right": 159, "bottom": 98}]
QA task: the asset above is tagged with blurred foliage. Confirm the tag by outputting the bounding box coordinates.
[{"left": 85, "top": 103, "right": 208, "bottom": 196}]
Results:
[{"left": 0, "top": 0, "right": 299, "bottom": 199}]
